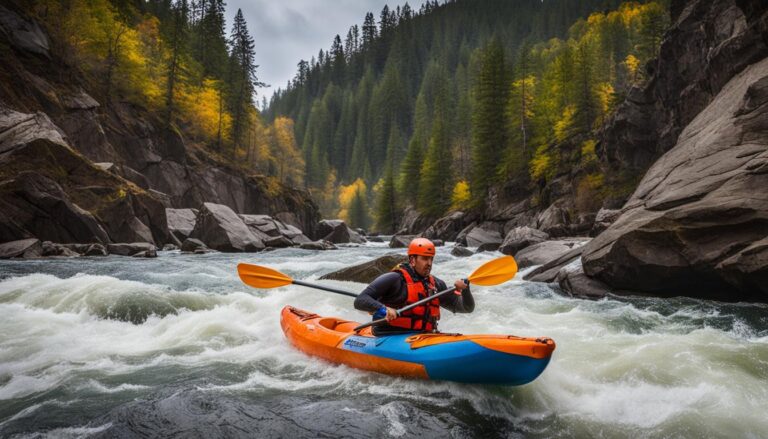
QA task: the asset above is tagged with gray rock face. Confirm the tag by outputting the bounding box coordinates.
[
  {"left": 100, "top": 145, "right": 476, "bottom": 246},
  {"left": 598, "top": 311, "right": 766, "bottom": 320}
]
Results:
[
  {"left": 189, "top": 203, "right": 264, "bottom": 252},
  {"left": 423, "top": 211, "right": 478, "bottom": 242},
  {"left": 582, "top": 57, "right": 768, "bottom": 302},
  {"left": 317, "top": 220, "right": 365, "bottom": 244},
  {"left": 106, "top": 242, "right": 156, "bottom": 257},
  {"left": 166, "top": 208, "right": 197, "bottom": 242},
  {"left": 590, "top": 208, "right": 621, "bottom": 236},
  {"left": 556, "top": 260, "right": 611, "bottom": 299},
  {"left": 464, "top": 222, "right": 503, "bottom": 248},
  {"left": 0, "top": 171, "right": 110, "bottom": 244},
  {"left": 320, "top": 254, "right": 408, "bottom": 284},
  {"left": 242, "top": 214, "right": 310, "bottom": 245},
  {"left": 598, "top": 0, "right": 768, "bottom": 172},
  {"left": 524, "top": 246, "right": 586, "bottom": 283},
  {"left": 536, "top": 203, "right": 570, "bottom": 237},
  {"left": 389, "top": 235, "right": 415, "bottom": 248},
  {"left": 0, "top": 5, "right": 50, "bottom": 58},
  {"left": 499, "top": 226, "right": 549, "bottom": 255},
  {"left": 0, "top": 238, "right": 42, "bottom": 258},
  {"left": 516, "top": 241, "right": 575, "bottom": 268}
]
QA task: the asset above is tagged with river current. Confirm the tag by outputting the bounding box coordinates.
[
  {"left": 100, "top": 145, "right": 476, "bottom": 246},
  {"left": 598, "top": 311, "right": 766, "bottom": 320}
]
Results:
[{"left": 0, "top": 242, "right": 766, "bottom": 438}]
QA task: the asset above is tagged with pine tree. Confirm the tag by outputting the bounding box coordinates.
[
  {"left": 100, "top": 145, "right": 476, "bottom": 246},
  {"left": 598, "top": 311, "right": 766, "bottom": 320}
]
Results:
[
  {"left": 228, "top": 8, "right": 263, "bottom": 153},
  {"left": 471, "top": 38, "right": 508, "bottom": 204},
  {"left": 164, "top": 0, "right": 188, "bottom": 129},
  {"left": 398, "top": 136, "right": 423, "bottom": 205},
  {"left": 418, "top": 113, "right": 452, "bottom": 218},
  {"left": 375, "top": 160, "right": 399, "bottom": 233}
]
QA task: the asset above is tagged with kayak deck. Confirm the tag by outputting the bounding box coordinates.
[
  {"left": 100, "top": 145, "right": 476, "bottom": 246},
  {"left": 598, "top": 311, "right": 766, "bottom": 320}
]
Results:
[{"left": 280, "top": 306, "right": 555, "bottom": 385}]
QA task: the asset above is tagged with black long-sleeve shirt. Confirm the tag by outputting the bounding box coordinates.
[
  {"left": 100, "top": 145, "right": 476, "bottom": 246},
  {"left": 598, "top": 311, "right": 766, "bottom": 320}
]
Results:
[{"left": 354, "top": 264, "right": 474, "bottom": 334}]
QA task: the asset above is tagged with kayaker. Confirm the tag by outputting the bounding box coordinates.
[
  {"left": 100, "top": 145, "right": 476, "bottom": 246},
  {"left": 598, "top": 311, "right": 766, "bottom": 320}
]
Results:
[{"left": 354, "top": 237, "right": 473, "bottom": 335}]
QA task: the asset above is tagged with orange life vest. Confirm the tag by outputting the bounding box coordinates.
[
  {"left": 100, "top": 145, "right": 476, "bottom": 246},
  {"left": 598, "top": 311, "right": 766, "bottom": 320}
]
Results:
[{"left": 388, "top": 267, "right": 441, "bottom": 332}]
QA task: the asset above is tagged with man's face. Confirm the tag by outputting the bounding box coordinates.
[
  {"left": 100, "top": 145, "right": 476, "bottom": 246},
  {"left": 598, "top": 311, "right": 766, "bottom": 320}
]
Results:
[{"left": 410, "top": 255, "right": 433, "bottom": 278}]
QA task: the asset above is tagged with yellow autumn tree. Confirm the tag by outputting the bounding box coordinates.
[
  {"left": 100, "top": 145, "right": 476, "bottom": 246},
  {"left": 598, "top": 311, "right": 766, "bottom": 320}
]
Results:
[{"left": 271, "top": 117, "right": 305, "bottom": 188}]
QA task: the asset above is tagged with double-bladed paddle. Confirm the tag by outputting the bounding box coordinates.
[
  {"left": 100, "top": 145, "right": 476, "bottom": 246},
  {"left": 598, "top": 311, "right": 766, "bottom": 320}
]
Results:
[
  {"left": 237, "top": 255, "right": 518, "bottom": 330},
  {"left": 237, "top": 263, "right": 358, "bottom": 298}
]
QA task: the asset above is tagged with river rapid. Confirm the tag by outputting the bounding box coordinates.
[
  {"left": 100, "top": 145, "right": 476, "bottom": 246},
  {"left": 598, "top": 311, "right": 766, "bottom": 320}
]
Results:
[{"left": 0, "top": 243, "right": 766, "bottom": 438}]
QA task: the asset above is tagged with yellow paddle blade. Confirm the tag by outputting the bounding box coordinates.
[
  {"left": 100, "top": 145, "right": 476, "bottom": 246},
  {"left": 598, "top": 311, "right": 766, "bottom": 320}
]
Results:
[
  {"left": 237, "top": 263, "right": 293, "bottom": 289},
  {"left": 467, "top": 255, "right": 518, "bottom": 286}
]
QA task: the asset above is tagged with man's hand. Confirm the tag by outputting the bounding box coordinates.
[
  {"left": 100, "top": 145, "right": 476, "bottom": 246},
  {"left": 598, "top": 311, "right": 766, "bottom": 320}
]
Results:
[
  {"left": 373, "top": 306, "right": 399, "bottom": 321},
  {"left": 454, "top": 278, "right": 469, "bottom": 290}
]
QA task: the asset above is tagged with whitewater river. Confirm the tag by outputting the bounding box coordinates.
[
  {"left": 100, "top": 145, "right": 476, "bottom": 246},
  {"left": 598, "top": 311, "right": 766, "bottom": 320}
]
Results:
[{"left": 1, "top": 243, "right": 766, "bottom": 438}]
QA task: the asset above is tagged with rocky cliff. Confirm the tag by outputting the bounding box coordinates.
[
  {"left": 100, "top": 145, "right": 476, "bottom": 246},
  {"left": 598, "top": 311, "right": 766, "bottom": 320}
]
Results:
[
  {"left": 581, "top": 0, "right": 768, "bottom": 302},
  {"left": 0, "top": 4, "right": 319, "bottom": 247}
]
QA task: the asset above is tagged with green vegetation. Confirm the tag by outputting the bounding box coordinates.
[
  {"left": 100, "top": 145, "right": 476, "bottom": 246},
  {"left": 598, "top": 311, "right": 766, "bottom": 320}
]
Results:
[
  {"left": 267, "top": 0, "right": 669, "bottom": 227},
  {"left": 28, "top": 0, "right": 299, "bottom": 181}
]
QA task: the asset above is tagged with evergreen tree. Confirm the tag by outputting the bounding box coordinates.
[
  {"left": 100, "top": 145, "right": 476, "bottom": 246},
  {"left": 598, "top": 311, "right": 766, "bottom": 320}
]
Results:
[
  {"left": 418, "top": 112, "right": 452, "bottom": 217},
  {"left": 471, "top": 38, "right": 508, "bottom": 204},
  {"left": 348, "top": 186, "right": 370, "bottom": 229},
  {"left": 228, "top": 8, "right": 263, "bottom": 153},
  {"left": 398, "top": 136, "right": 423, "bottom": 204},
  {"left": 375, "top": 160, "right": 399, "bottom": 233},
  {"left": 164, "top": 0, "right": 188, "bottom": 129}
]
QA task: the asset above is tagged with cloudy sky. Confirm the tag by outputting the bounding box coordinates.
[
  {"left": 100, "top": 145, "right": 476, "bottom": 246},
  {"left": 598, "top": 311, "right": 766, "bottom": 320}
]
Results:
[{"left": 225, "top": 0, "right": 428, "bottom": 105}]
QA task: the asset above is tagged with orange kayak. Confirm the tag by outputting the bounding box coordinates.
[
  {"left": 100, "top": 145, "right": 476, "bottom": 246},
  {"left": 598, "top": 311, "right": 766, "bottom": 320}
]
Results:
[{"left": 280, "top": 306, "right": 555, "bottom": 385}]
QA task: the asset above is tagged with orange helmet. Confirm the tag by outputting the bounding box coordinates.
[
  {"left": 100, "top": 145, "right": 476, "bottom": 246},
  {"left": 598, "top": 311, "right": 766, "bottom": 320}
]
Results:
[{"left": 408, "top": 238, "right": 436, "bottom": 257}]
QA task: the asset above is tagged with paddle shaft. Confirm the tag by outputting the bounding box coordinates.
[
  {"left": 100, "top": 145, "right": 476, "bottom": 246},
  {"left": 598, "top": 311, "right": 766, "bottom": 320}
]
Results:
[
  {"left": 292, "top": 279, "right": 358, "bottom": 298},
  {"left": 353, "top": 284, "right": 460, "bottom": 331}
]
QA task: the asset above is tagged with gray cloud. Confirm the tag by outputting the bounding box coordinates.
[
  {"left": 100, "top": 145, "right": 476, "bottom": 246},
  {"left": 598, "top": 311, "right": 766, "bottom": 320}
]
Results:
[{"left": 225, "top": 0, "right": 427, "bottom": 103}]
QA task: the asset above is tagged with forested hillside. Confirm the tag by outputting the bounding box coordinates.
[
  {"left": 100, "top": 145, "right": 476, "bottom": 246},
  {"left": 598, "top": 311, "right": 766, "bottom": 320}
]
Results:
[
  {"left": 23, "top": 0, "right": 304, "bottom": 185},
  {"left": 266, "top": 0, "right": 669, "bottom": 232}
]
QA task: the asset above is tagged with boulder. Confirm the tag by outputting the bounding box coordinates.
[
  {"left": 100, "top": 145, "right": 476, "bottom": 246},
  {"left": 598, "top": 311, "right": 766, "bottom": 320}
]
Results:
[
  {"left": 516, "top": 241, "right": 575, "bottom": 268},
  {"left": 423, "top": 211, "right": 476, "bottom": 242},
  {"left": 499, "top": 226, "right": 549, "bottom": 255},
  {"left": 320, "top": 254, "right": 407, "bottom": 283},
  {"left": 477, "top": 242, "right": 501, "bottom": 253},
  {"left": 451, "top": 245, "right": 474, "bottom": 257},
  {"left": 166, "top": 208, "right": 197, "bottom": 242},
  {"left": 0, "top": 238, "right": 42, "bottom": 258},
  {"left": 367, "top": 236, "right": 384, "bottom": 243},
  {"left": 84, "top": 243, "right": 107, "bottom": 256},
  {"left": 189, "top": 202, "right": 264, "bottom": 252},
  {"left": 41, "top": 241, "right": 80, "bottom": 257},
  {"left": 299, "top": 240, "right": 338, "bottom": 251},
  {"left": 464, "top": 222, "right": 503, "bottom": 248},
  {"left": 582, "top": 57, "right": 768, "bottom": 303},
  {"left": 395, "top": 206, "right": 432, "bottom": 236},
  {"left": 264, "top": 235, "right": 293, "bottom": 248},
  {"left": 432, "top": 239, "right": 444, "bottom": 247},
  {"left": 162, "top": 244, "right": 178, "bottom": 251},
  {"left": 389, "top": 235, "right": 415, "bottom": 248},
  {"left": 276, "top": 222, "right": 311, "bottom": 245},
  {"left": 60, "top": 243, "right": 107, "bottom": 256},
  {"left": 536, "top": 203, "right": 570, "bottom": 237},
  {"left": 132, "top": 248, "right": 157, "bottom": 258},
  {"left": 555, "top": 260, "right": 611, "bottom": 299},
  {"left": 181, "top": 238, "right": 208, "bottom": 253},
  {"left": 716, "top": 237, "right": 768, "bottom": 295},
  {"left": 107, "top": 242, "right": 156, "bottom": 257},
  {"left": 524, "top": 246, "right": 586, "bottom": 283},
  {"left": 317, "top": 219, "right": 365, "bottom": 244}
]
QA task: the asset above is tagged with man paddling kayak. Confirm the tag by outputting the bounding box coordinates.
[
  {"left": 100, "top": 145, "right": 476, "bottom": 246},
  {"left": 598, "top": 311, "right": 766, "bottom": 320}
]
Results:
[{"left": 354, "top": 238, "right": 474, "bottom": 335}]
